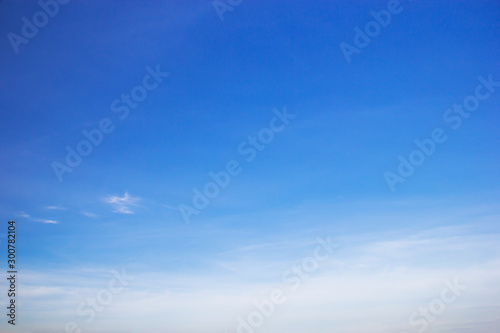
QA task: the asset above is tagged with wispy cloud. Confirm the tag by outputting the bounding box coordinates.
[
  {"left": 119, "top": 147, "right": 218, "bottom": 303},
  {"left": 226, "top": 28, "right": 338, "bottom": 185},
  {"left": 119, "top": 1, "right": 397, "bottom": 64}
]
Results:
[
  {"left": 18, "top": 212, "right": 58, "bottom": 224},
  {"left": 81, "top": 211, "right": 98, "bottom": 218},
  {"left": 15, "top": 226, "right": 500, "bottom": 333},
  {"left": 44, "top": 205, "right": 67, "bottom": 210},
  {"left": 104, "top": 192, "right": 140, "bottom": 214},
  {"left": 33, "top": 218, "right": 58, "bottom": 224}
]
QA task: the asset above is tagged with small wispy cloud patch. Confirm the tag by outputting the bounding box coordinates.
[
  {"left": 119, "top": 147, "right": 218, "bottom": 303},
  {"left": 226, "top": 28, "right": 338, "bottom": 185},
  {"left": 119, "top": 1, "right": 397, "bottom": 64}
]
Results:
[
  {"left": 45, "top": 205, "right": 67, "bottom": 210},
  {"left": 33, "top": 218, "right": 58, "bottom": 224},
  {"left": 81, "top": 211, "right": 98, "bottom": 218},
  {"left": 17, "top": 212, "right": 57, "bottom": 224},
  {"left": 104, "top": 192, "right": 140, "bottom": 214}
]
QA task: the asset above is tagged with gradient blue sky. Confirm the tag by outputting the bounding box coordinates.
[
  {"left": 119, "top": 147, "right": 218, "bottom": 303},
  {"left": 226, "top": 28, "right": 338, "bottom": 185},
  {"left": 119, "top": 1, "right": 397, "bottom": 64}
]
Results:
[{"left": 0, "top": 0, "right": 499, "bottom": 332}]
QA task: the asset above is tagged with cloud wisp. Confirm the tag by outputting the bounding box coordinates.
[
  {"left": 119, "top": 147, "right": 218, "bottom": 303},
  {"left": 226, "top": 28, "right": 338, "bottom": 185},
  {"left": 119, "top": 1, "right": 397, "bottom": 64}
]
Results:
[
  {"left": 104, "top": 192, "right": 140, "bottom": 214},
  {"left": 44, "top": 205, "right": 67, "bottom": 211},
  {"left": 18, "top": 212, "right": 58, "bottom": 224}
]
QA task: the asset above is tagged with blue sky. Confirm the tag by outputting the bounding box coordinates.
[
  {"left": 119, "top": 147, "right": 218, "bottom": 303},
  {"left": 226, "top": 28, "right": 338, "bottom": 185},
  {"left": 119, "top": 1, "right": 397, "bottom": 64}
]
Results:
[{"left": 0, "top": 0, "right": 499, "bottom": 332}]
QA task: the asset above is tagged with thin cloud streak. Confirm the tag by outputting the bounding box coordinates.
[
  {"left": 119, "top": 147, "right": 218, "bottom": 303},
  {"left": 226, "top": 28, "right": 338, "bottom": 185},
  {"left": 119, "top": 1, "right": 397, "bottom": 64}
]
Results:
[
  {"left": 17, "top": 212, "right": 58, "bottom": 224},
  {"left": 33, "top": 219, "right": 58, "bottom": 224},
  {"left": 104, "top": 192, "right": 140, "bottom": 214},
  {"left": 44, "top": 205, "right": 67, "bottom": 210},
  {"left": 81, "top": 211, "right": 98, "bottom": 218}
]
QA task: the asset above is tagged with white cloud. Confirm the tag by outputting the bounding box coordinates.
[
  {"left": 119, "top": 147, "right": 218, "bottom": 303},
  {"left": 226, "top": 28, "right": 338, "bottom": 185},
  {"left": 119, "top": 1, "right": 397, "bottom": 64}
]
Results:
[
  {"left": 18, "top": 212, "right": 31, "bottom": 218},
  {"left": 44, "top": 205, "right": 67, "bottom": 210},
  {"left": 15, "top": 233, "right": 500, "bottom": 333},
  {"left": 17, "top": 212, "right": 57, "bottom": 224},
  {"left": 33, "top": 218, "right": 58, "bottom": 224},
  {"left": 81, "top": 211, "right": 98, "bottom": 218},
  {"left": 104, "top": 192, "right": 140, "bottom": 214}
]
